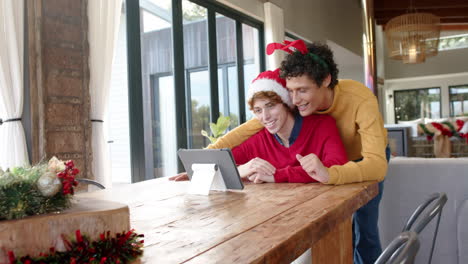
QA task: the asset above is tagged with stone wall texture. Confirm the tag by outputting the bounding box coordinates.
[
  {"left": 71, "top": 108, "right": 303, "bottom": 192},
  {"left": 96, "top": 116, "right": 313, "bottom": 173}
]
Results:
[{"left": 28, "top": 0, "right": 92, "bottom": 180}]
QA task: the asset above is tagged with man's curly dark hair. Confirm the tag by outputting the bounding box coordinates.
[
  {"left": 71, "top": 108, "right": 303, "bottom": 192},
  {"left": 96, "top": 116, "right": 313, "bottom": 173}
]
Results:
[{"left": 280, "top": 42, "right": 339, "bottom": 89}]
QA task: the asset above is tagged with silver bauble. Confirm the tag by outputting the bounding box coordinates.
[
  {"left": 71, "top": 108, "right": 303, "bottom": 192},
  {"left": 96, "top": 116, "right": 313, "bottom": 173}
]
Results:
[{"left": 37, "top": 171, "right": 62, "bottom": 197}]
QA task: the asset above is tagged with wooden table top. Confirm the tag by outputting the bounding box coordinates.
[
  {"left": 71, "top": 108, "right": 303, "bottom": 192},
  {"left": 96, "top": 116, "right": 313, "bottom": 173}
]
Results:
[{"left": 77, "top": 178, "right": 378, "bottom": 264}]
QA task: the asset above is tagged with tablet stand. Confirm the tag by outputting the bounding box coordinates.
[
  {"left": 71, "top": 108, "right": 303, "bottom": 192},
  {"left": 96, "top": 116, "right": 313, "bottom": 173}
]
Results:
[{"left": 188, "top": 163, "right": 227, "bottom": 195}]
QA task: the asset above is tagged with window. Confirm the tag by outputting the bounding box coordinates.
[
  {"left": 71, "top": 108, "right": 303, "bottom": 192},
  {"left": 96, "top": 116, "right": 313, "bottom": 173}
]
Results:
[
  {"left": 243, "top": 24, "right": 262, "bottom": 120},
  {"left": 394, "top": 88, "right": 441, "bottom": 122},
  {"left": 437, "top": 34, "right": 468, "bottom": 51},
  {"left": 183, "top": 1, "right": 210, "bottom": 149},
  {"left": 115, "top": 0, "right": 264, "bottom": 182},
  {"left": 449, "top": 85, "right": 468, "bottom": 117},
  {"left": 216, "top": 14, "right": 239, "bottom": 127}
]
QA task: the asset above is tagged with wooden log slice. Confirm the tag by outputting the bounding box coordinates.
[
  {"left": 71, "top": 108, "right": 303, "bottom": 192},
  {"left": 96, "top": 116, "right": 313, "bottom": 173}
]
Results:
[{"left": 0, "top": 197, "right": 130, "bottom": 262}]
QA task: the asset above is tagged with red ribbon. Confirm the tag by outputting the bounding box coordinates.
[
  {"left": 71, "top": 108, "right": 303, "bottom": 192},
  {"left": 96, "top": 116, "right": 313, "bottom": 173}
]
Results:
[
  {"left": 266, "top": 39, "right": 308, "bottom": 55},
  {"left": 456, "top": 119, "right": 465, "bottom": 132},
  {"left": 76, "top": 230, "right": 83, "bottom": 243},
  {"left": 8, "top": 251, "right": 15, "bottom": 264},
  {"left": 431, "top": 122, "right": 453, "bottom": 137}
]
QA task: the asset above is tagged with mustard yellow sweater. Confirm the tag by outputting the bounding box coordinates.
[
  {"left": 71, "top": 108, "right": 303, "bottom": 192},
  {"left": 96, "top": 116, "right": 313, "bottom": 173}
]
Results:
[{"left": 208, "top": 79, "right": 388, "bottom": 185}]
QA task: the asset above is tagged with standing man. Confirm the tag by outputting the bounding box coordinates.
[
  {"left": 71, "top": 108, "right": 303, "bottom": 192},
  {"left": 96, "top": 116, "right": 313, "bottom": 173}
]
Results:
[{"left": 204, "top": 40, "right": 389, "bottom": 264}]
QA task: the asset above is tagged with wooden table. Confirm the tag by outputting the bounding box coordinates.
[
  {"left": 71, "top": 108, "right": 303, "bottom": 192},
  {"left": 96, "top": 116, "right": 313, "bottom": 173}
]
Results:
[{"left": 77, "top": 178, "right": 378, "bottom": 264}]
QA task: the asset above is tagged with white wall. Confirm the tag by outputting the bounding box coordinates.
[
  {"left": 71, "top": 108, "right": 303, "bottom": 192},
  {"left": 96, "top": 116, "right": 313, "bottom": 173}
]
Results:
[
  {"left": 384, "top": 72, "right": 468, "bottom": 124},
  {"left": 280, "top": 0, "right": 363, "bottom": 56},
  {"left": 375, "top": 25, "right": 385, "bottom": 79},
  {"left": 327, "top": 40, "right": 364, "bottom": 84},
  {"left": 219, "top": 0, "right": 366, "bottom": 87},
  {"left": 220, "top": 0, "right": 364, "bottom": 57},
  {"left": 384, "top": 48, "right": 468, "bottom": 79},
  {"left": 217, "top": 0, "right": 264, "bottom": 21}
]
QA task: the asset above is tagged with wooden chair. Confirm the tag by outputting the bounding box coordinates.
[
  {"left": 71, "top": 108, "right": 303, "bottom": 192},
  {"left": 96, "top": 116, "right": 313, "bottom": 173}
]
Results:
[
  {"left": 375, "top": 231, "right": 420, "bottom": 264},
  {"left": 402, "top": 192, "right": 447, "bottom": 264}
]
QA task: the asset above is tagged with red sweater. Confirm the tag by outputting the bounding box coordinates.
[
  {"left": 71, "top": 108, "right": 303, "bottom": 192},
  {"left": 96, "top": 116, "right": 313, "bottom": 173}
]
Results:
[{"left": 232, "top": 115, "right": 348, "bottom": 183}]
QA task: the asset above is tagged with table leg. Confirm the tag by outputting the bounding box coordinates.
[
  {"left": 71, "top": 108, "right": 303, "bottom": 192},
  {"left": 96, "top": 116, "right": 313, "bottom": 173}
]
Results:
[{"left": 311, "top": 217, "right": 353, "bottom": 264}]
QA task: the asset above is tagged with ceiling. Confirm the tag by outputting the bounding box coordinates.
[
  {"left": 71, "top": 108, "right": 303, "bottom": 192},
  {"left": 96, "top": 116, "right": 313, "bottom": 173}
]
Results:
[{"left": 374, "top": 0, "right": 468, "bottom": 26}]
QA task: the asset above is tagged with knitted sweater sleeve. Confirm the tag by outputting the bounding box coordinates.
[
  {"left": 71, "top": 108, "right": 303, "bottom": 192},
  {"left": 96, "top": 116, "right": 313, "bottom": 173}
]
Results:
[
  {"left": 318, "top": 116, "right": 348, "bottom": 168},
  {"left": 206, "top": 118, "right": 264, "bottom": 149},
  {"left": 326, "top": 98, "right": 388, "bottom": 185},
  {"left": 231, "top": 141, "right": 253, "bottom": 165}
]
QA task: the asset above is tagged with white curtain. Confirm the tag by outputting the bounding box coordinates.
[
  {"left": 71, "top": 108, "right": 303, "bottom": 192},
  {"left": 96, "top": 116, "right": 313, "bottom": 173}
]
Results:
[
  {"left": 88, "top": 0, "right": 122, "bottom": 187},
  {"left": 0, "top": 0, "right": 29, "bottom": 170}
]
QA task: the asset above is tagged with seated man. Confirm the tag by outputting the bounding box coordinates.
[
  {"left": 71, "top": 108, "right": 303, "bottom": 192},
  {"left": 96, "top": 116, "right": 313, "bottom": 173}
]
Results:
[
  {"left": 231, "top": 68, "right": 348, "bottom": 183},
  {"left": 170, "top": 69, "right": 347, "bottom": 182}
]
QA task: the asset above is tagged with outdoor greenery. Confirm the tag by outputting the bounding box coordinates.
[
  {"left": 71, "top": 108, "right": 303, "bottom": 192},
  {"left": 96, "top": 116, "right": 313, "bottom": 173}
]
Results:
[
  {"left": 201, "top": 114, "right": 231, "bottom": 144},
  {"left": 394, "top": 88, "right": 440, "bottom": 122},
  {"left": 449, "top": 85, "right": 468, "bottom": 117}
]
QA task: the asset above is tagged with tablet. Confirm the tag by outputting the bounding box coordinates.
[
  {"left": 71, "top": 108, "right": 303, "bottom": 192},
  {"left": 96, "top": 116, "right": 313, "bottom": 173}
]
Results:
[{"left": 177, "top": 149, "right": 244, "bottom": 190}]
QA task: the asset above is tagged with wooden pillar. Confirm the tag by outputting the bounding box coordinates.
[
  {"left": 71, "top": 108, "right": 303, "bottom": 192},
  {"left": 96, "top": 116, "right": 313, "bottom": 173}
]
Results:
[{"left": 312, "top": 218, "right": 353, "bottom": 264}]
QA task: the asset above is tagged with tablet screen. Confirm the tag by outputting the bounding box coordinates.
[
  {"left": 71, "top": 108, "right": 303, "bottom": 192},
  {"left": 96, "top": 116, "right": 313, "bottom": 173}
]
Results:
[{"left": 177, "top": 149, "right": 244, "bottom": 190}]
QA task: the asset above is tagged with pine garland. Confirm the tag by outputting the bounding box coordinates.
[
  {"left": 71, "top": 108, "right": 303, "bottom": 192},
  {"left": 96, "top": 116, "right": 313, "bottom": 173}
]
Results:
[
  {"left": 7, "top": 229, "right": 144, "bottom": 264},
  {"left": 419, "top": 123, "right": 435, "bottom": 140},
  {"left": 0, "top": 157, "right": 78, "bottom": 220},
  {"left": 419, "top": 120, "right": 468, "bottom": 142}
]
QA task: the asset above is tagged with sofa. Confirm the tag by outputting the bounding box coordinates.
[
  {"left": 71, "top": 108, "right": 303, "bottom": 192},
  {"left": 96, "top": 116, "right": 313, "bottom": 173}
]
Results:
[{"left": 379, "top": 157, "right": 468, "bottom": 264}]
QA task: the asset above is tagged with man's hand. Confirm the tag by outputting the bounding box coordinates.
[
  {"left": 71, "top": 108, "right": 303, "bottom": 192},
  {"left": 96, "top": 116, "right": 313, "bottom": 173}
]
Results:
[
  {"left": 248, "top": 173, "right": 275, "bottom": 184},
  {"left": 296, "top": 154, "right": 329, "bottom": 183},
  {"left": 238, "top": 157, "right": 276, "bottom": 178},
  {"left": 168, "top": 172, "right": 189, "bottom": 181}
]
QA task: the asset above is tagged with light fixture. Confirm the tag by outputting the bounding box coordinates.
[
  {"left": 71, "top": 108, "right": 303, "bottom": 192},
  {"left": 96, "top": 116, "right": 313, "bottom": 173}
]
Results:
[{"left": 385, "top": 8, "right": 441, "bottom": 64}]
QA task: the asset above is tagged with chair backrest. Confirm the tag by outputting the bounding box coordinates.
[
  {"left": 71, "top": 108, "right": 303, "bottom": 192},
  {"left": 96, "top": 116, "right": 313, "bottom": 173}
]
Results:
[
  {"left": 375, "top": 231, "right": 420, "bottom": 264},
  {"left": 76, "top": 178, "right": 106, "bottom": 190},
  {"left": 402, "top": 192, "right": 447, "bottom": 264}
]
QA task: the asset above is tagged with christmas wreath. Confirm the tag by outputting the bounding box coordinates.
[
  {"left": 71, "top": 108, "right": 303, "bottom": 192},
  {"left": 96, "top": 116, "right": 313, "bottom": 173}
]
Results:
[
  {"left": 0, "top": 157, "right": 79, "bottom": 220},
  {"left": 7, "top": 229, "right": 144, "bottom": 264}
]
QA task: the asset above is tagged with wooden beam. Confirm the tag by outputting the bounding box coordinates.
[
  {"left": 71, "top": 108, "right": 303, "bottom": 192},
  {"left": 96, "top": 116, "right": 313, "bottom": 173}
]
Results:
[
  {"left": 441, "top": 24, "right": 468, "bottom": 31},
  {"left": 374, "top": 0, "right": 468, "bottom": 10}
]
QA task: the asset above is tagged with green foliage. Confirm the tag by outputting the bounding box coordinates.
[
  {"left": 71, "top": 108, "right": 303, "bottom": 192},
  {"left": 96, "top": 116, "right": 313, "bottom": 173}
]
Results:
[
  {"left": 0, "top": 164, "right": 71, "bottom": 220},
  {"left": 191, "top": 99, "right": 211, "bottom": 148},
  {"left": 182, "top": 2, "right": 206, "bottom": 21},
  {"left": 9, "top": 229, "right": 144, "bottom": 264},
  {"left": 201, "top": 114, "right": 231, "bottom": 144},
  {"left": 394, "top": 88, "right": 440, "bottom": 122}
]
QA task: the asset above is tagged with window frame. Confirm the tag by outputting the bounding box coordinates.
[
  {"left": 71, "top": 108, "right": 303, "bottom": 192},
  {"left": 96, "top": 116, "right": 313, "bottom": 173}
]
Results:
[
  {"left": 393, "top": 87, "right": 442, "bottom": 123},
  {"left": 449, "top": 84, "right": 468, "bottom": 117},
  {"left": 125, "top": 0, "right": 265, "bottom": 182}
]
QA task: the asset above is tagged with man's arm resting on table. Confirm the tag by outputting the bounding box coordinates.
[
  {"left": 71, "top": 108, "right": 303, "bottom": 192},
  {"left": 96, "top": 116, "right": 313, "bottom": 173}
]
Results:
[{"left": 169, "top": 172, "right": 189, "bottom": 181}]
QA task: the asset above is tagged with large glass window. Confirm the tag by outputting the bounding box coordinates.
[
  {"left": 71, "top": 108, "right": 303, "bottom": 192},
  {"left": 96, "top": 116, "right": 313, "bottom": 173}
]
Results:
[
  {"left": 449, "top": 85, "right": 468, "bottom": 117},
  {"left": 242, "top": 24, "right": 261, "bottom": 120},
  {"left": 183, "top": 1, "right": 210, "bottom": 149},
  {"left": 119, "top": 0, "right": 264, "bottom": 182},
  {"left": 151, "top": 75, "right": 177, "bottom": 178},
  {"left": 216, "top": 14, "right": 239, "bottom": 127},
  {"left": 394, "top": 88, "right": 441, "bottom": 122},
  {"left": 188, "top": 69, "right": 211, "bottom": 148},
  {"left": 140, "top": 0, "right": 178, "bottom": 178},
  {"left": 437, "top": 34, "right": 468, "bottom": 51}
]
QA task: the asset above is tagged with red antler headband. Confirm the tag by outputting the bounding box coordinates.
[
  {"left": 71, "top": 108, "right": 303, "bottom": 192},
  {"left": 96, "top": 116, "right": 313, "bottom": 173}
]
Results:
[
  {"left": 266, "top": 40, "right": 308, "bottom": 55},
  {"left": 266, "top": 39, "right": 328, "bottom": 70}
]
